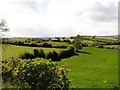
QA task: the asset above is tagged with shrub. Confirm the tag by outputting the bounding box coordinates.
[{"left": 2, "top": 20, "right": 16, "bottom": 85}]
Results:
[
  {"left": 19, "top": 52, "right": 32, "bottom": 60},
  {"left": 63, "top": 40, "right": 71, "bottom": 43},
  {"left": 39, "top": 49, "right": 46, "bottom": 58},
  {"left": 2, "top": 58, "right": 71, "bottom": 89},
  {"left": 67, "top": 46, "right": 75, "bottom": 56},
  {"left": 59, "top": 50, "right": 69, "bottom": 59},
  {"left": 33, "top": 49, "right": 46, "bottom": 58},
  {"left": 29, "top": 53, "right": 35, "bottom": 60},
  {"left": 33, "top": 49, "right": 39, "bottom": 57},
  {"left": 59, "top": 47, "right": 75, "bottom": 59},
  {"left": 46, "top": 51, "right": 52, "bottom": 60},
  {"left": 51, "top": 51, "right": 61, "bottom": 61},
  {"left": 98, "top": 45, "right": 104, "bottom": 48},
  {"left": 42, "top": 43, "right": 52, "bottom": 47},
  {"left": 46, "top": 51, "right": 60, "bottom": 61},
  {"left": 30, "top": 42, "right": 37, "bottom": 47},
  {"left": 18, "top": 41, "right": 24, "bottom": 46}
]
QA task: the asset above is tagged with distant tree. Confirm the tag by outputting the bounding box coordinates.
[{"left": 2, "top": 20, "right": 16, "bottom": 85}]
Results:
[
  {"left": 74, "top": 35, "right": 82, "bottom": 51},
  {"left": 62, "top": 37, "right": 65, "bottom": 39},
  {"left": 70, "top": 36, "right": 75, "bottom": 39},
  {"left": 93, "top": 35, "right": 96, "bottom": 39}
]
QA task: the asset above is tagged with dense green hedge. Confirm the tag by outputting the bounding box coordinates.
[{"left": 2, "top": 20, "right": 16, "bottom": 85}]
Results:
[
  {"left": 19, "top": 47, "right": 76, "bottom": 61},
  {"left": 2, "top": 58, "right": 71, "bottom": 89},
  {"left": 3, "top": 41, "right": 68, "bottom": 48},
  {"left": 46, "top": 51, "right": 61, "bottom": 61}
]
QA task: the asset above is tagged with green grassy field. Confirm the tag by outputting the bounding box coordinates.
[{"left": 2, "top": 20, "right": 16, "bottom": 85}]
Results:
[
  {"left": 2, "top": 45, "right": 118, "bottom": 88},
  {"left": 2, "top": 45, "right": 66, "bottom": 60},
  {"left": 59, "top": 47, "right": 118, "bottom": 88},
  {"left": 47, "top": 42, "right": 72, "bottom": 46},
  {"left": 104, "top": 45, "right": 119, "bottom": 49}
]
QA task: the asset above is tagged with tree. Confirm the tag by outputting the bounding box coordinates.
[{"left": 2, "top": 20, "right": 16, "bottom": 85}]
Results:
[
  {"left": 0, "top": 19, "right": 9, "bottom": 37},
  {"left": 74, "top": 35, "right": 82, "bottom": 51},
  {"left": 0, "top": 19, "right": 9, "bottom": 50},
  {"left": 93, "top": 35, "right": 96, "bottom": 39}
]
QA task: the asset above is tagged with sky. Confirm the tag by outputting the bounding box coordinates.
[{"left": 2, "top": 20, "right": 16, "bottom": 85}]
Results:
[{"left": 0, "top": 0, "right": 119, "bottom": 37}]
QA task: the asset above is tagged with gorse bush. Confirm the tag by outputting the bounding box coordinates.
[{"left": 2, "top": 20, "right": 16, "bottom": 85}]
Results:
[{"left": 2, "top": 58, "right": 71, "bottom": 89}]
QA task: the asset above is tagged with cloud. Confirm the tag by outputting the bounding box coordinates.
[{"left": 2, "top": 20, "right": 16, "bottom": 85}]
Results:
[
  {"left": 0, "top": 0, "right": 118, "bottom": 37},
  {"left": 88, "top": 1, "right": 117, "bottom": 22}
]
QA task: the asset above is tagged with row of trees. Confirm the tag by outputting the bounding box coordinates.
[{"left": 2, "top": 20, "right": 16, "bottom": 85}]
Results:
[{"left": 3, "top": 41, "right": 68, "bottom": 48}]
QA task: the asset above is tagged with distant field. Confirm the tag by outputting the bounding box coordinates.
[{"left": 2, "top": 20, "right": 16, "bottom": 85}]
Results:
[
  {"left": 104, "top": 45, "right": 119, "bottom": 49},
  {"left": 47, "top": 42, "right": 72, "bottom": 46},
  {"left": 2, "top": 45, "right": 66, "bottom": 60},
  {"left": 59, "top": 47, "right": 118, "bottom": 88}
]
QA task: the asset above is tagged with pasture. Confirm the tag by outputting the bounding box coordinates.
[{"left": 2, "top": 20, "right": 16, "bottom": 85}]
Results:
[
  {"left": 59, "top": 47, "right": 118, "bottom": 88},
  {"left": 2, "top": 44, "right": 118, "bottom": 88},
  {"left": 2, "top": 45, "right": 66, "bottom": 60}
]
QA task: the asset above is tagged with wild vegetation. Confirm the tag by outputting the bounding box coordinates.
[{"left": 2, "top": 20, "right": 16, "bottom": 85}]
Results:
[
  {"left": 1, "top": 34, "right": 119, "bottom": 89},
  {"left": 2, "top": 58, "right": 71, "bottom": 89}
]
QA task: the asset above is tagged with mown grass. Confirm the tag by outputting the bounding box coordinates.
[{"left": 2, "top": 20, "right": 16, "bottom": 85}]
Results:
[
  {"left": 2, "top": 44, "right": 66, "bottom": 60},
  {"left": 59, "top": 47, "right": 118, "bottom": 88}
]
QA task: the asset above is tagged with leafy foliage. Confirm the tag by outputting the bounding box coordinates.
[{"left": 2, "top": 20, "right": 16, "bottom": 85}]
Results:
[
  {"left": 33, "top": 49, "right": 39, "bottom": 57},
  {"left": 59, "top": 46, "right": 75, "bottom": 59},
  {"left": 42, "top": 43, "right": 52, "bottom": 47},
  {"left": 39, "top": 49, "right": 46, "bottom": 58},
  {"left": 46, "top": 51, "right": 60, "bottom": 61},
  {"left": 74, "top": 35, "right": 82, "bottom": 51},
  {"left": 19, "top": 52, "right": 34, "bottom": 60},
  {"left": 2, "top": 58, "right": 71, "bottom": 89}
]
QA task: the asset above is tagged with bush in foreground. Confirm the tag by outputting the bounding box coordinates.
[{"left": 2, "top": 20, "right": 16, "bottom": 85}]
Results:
[{"left": 2, "top": 58, "right": 71, "bottom": 89}]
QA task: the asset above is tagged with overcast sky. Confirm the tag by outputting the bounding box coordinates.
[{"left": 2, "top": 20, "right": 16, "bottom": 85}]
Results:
[{"left": 0, "top": 0, "right": 118, "bottom": 37}]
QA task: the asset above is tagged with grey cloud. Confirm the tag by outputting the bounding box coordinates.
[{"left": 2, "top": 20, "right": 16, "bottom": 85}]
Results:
[
  {"left": 89, "top": 1, "right": 117, "bottom": 22},
  {"left": 74, "top": 12, "right": 84, "bottom": 16}
]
